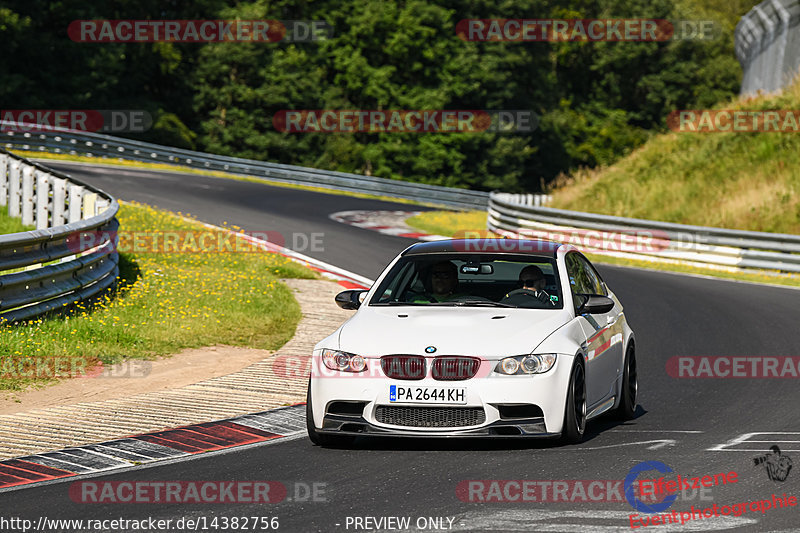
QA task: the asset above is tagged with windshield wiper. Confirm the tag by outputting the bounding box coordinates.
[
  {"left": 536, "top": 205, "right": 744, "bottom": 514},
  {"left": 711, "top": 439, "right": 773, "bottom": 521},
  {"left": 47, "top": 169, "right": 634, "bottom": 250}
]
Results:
[{"left": 432, "top": 300, "right": 514, "bottom": 307}]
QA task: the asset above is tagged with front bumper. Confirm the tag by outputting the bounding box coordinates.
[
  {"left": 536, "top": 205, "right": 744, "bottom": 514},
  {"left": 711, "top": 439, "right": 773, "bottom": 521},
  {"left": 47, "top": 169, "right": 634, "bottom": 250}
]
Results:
[
  {"left": 309, "top": 353, "right": 575, "bottom": 437},
  {"left": 320, "top": 412, "right": 559, "bottom": 438}
]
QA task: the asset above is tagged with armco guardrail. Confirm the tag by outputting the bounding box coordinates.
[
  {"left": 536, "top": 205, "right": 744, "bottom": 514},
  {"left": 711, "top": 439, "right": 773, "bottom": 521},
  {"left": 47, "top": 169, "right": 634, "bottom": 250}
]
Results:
[
  {"left": 0, "top": 148, "right": 119, "bottom": 323},
  {"left": 1, "top": 122, "right": 489, "bottom": 210},
  {"left": 488, "top": 192, "right": 800, "bottom": 274},
  {"left": 736, "top": 0, "right": 800, "bottom": 96}
]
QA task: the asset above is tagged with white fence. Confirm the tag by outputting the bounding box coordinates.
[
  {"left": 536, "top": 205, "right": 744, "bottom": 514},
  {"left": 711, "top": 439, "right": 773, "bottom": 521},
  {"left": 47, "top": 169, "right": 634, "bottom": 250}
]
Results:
[
  {"left": 736, "top": 0, "right": 800, "bottom": 95},
  {"left": 0, "top": 148, "right": 119, "bottom": 322}
]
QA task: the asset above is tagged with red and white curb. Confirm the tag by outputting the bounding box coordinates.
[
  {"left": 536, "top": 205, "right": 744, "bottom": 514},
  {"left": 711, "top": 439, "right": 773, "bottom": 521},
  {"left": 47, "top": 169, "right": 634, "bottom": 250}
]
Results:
[
  {"left": 330, "top": 210, "right": 450, "bottom": 242},
  {"left": 0, "top": 404, "right": 306, "bottom": 491}
]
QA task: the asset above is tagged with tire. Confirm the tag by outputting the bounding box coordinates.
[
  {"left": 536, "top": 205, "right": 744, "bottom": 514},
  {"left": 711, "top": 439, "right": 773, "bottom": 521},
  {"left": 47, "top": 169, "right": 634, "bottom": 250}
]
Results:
[
  {"left": 613, "top": 344, "right": 637, "bottom": 420},
  {"left": 560, "top": 360, "right": 587, "bottom": 444},
  {"left": 306, "top": 381, "right": 354, "bottom": 447}
]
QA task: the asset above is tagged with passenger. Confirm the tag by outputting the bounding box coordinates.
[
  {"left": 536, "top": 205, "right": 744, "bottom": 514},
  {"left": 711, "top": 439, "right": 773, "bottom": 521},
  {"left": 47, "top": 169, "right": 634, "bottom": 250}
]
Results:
[{"left": 413, "top": 260, "right": 463, "bottom": 302}]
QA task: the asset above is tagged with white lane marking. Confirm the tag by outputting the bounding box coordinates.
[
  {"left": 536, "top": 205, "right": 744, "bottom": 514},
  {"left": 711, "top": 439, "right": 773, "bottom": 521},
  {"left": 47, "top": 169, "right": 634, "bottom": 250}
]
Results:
[
  {"left": 575, "top": 439, "right": 677, "bottom": 451},
  {"left": 609, "top": 430, "right": 704, "bottom": 434},
  {"left": 445, "top": 510, "right": 755, "bottom": 532},
  {"left": 707, "top": 432, "right": 800, "bottom": 452}
]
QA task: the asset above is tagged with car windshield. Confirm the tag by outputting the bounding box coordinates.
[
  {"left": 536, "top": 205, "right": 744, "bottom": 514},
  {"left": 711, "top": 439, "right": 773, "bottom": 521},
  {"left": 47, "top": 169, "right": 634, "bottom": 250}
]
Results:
[{"left": 369, "top": 254, "right": 563, "bottom": 309}]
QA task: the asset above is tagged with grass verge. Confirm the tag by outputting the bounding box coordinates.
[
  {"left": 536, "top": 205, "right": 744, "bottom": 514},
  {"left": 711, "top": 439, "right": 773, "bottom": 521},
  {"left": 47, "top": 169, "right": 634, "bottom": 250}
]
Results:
[
  {"left": 405, "top": 210, "right": 487, "bottom": 237},
  {"left": 0, "top": 210, "right": 34, "bottom": 234},
  {"left": 13, "top": 150, "right": 440, "bottom": 208},
  {"left": 0, "top": 202, "right": 318, "bottom": 392},
  {"left": 406, "top": 210, "right": 800, "bottom": 288}
]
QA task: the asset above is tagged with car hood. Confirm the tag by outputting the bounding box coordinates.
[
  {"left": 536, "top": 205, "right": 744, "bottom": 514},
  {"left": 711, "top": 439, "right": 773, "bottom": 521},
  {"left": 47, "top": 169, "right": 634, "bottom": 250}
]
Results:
[{"left": 337, "top": 306, "right": 572, "bottom": 359}]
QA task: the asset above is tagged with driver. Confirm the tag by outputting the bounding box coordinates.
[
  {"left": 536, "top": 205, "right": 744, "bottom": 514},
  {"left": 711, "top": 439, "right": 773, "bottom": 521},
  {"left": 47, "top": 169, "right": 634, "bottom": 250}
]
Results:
[{"left": 501, "top": 265, "right": 557, "bottom": 307}]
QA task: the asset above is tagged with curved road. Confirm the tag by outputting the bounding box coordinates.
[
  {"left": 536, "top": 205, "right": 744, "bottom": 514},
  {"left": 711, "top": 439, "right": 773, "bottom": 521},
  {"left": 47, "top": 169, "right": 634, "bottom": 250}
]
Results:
[{"left": 4, "top": 162, "right": 800, "bottom": 532}]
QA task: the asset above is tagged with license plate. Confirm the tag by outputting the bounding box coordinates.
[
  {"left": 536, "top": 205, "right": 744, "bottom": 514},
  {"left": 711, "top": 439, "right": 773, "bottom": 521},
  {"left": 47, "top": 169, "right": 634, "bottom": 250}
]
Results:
[{"left": 389, "top": 385, "right": 466, "bottom": 404}]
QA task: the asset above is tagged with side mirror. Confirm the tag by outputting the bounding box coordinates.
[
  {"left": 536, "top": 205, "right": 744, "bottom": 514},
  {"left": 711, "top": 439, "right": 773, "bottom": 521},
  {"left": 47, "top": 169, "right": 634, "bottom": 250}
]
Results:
[
  {"left": 579, "top": 295, "right": 615, "bottom": 314},
  {"left": 335, "top": 289, "right": 368, "bottom": 310}
]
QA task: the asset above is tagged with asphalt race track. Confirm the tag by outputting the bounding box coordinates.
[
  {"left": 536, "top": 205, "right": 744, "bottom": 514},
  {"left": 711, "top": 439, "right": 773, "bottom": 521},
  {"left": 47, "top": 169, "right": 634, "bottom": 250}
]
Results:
[{"left": 4, "top": 162, "right": 800, "bottom": 532}]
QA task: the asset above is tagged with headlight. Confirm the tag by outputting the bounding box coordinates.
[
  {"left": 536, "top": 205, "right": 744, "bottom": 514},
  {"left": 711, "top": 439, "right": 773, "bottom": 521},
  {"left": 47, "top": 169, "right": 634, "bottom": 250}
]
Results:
[
  {"left": 500, "top": 358, "right": 520, "bottom": 374},
  {"left": 496, "top": 354, "right": 557, "bottom": 375},
  {"left": 322, "top": 349, "right": 368, "bottom": 373}
]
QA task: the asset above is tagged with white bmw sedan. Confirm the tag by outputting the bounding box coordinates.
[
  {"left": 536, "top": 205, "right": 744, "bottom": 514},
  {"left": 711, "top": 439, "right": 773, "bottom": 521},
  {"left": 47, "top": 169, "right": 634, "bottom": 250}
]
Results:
[{"left": 306, "top": 239, "right": 637, "bottom": 445}]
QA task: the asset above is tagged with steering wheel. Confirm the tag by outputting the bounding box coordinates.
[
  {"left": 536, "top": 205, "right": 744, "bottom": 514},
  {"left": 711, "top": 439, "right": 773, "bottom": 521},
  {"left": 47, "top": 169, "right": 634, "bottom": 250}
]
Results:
[{"left": 503, "top": 288, "right": 553, "bottom": 305}]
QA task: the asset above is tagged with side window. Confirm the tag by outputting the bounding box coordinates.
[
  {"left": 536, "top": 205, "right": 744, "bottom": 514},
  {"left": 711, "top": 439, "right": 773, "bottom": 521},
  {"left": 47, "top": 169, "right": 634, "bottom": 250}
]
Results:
[
  {"left": 375, "top": 261, "right": 414, "bottom": 302},
  {"left": 576, "top": 255, "right": 607, "bottom": 296},
  {"left": 566, "top": 253, "right": 594, "bottom": 296}
]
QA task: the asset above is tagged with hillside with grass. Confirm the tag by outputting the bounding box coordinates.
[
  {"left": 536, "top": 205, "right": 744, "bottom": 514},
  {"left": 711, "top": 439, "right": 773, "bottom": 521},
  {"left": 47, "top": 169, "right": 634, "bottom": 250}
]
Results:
[{"left": 548, "top": 77, "right": 800, "bottom": 235}]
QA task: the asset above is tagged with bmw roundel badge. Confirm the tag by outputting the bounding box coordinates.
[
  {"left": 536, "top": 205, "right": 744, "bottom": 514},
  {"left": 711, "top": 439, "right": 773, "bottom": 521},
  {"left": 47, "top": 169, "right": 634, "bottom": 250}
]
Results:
[{"left": 425, "top": 346, "right": 437, "bottom": 353}]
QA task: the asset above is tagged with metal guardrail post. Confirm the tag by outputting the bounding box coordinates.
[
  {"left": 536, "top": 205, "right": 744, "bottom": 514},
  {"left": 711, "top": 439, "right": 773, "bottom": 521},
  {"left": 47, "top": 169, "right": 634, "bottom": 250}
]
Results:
[
  {"left": 52, "top": 177, "right": 67, "bottom": 226},
  {"left": 21, "top": 165, "right": 34, "bottom": 226},
  {"left": 36, "top": 170, "right": 50, "bottom": 230},
  {"left": 8, "top": 160, "right": 21, "bottom": 217},
  {"left": 68, "top": 184, "right": 83, "bottom": 223},
  {"left": 82, "top": 192, "right": 97, "bottom": 219},
  {"left": 0, "top": 154, "right": 7, "bottom": 207}
]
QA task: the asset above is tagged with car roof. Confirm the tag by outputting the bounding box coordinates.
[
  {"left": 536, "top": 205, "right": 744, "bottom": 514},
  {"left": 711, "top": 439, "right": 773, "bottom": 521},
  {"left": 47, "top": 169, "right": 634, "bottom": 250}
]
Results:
[{"left": 402, "top": 239, "right": 561, "bottom": 257}]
